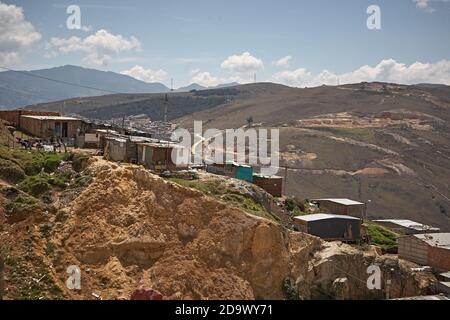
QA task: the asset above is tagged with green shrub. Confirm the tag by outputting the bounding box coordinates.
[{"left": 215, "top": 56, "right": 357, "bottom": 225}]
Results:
[
  {"left": 285, "top": 197, "right": 307, "bottom": 216},
  {"left": 283, "top": 278, "right": 300, "bottom": 300},
  {"left": 367, "top": 223, "right": 398, "bottom": 251},
  {"left": 5, "top": 195, "right": 39, "bottom": 214},
  {"left": 17, "top": 175, "right": 51, "bottom": 197},
  {"left": 71, "top": 154, "right": 89, "bottom": 172},
  {"left": 42, "top": 156, "right": 61, "bottom": 173},
  {"left": 73, "top": 175, "right": 92, "bottom": 188},
  {"left": 0, "top": 158, "right": 26, "bottom": 183}
]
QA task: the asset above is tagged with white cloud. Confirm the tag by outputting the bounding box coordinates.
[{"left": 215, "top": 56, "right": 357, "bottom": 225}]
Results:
[
  {"left": 46, "top": 29, "right": 141, "bottom": 66},
  {"left": 413, "top": 0, "right": 449, "bottom": 13},
  {"left": 189, "top": 71, "right": 220, "bottom": 87},
  {"left": 221, "top": 52, "right": 264, "bottom": 73},
  {"left": 121, "top": 65, "right": 168, "bottom": 83},
  {"left": 0, "top": 1, "right": 41, "bottom": 64},
  {"left": 273, "top": 55, "right": 292, "bottom": 68},
  {"left": 188, "top": 70, "right": 256, "bottom": 87},
  {"left": 271, "top": 59, "right": 450, "bottom": 87}
]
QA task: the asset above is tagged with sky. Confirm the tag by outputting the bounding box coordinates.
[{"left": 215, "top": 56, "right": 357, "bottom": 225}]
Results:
[{"left": 0, "top": 0, "right": 449, "bottom": 88}]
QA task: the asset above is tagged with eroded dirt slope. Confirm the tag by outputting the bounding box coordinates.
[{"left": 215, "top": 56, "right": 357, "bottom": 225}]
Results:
[{"left": 1, "top": 158, "right": 435, "bottom": 300}]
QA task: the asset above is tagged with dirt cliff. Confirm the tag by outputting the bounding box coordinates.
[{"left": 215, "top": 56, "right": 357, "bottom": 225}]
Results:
[{"left": 0, "top": 158, "right": 436, "bottom": 300}]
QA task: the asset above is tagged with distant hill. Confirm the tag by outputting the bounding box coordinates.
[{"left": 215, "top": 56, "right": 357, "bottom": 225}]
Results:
[
  {"left": 24, "top": 83, "right": 289, "bottom": 121},
  {"left": 176, "top": 82, "right": 240, "bottom": 92},
  {"left": 0, "top": 65, "right": 169, "bottom": 109}
]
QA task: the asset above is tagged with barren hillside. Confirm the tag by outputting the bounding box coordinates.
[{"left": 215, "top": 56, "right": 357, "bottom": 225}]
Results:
[{"left": 24, "top": 82, "right": 450, "bottom": 230}]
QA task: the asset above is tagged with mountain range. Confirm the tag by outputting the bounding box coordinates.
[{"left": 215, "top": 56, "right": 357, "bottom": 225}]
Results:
[{"left": 0, "top": 65, "right": 239, "bottom": 109}]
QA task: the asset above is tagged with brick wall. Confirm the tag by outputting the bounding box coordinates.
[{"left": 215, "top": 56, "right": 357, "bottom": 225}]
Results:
[
  {"left": 0, "top": 110, "right": 59, "bottom": 127},
  {"left": 428, "top": 246, "right": 450, "bottom": 272}
]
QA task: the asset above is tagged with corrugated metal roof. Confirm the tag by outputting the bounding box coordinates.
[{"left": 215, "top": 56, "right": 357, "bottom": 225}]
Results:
[
  {"left": 311, "top": 198, "right": 364, "bottom": 206},
  {"left": 21, "top": 115, "right": 81, "bottom": 121},
  {"left": 414, "top": 233, "right": 450, "bottom": 248},
  {"left": 373, "top": 219, "right": 440, "bottom": 232},
  {"left": 440, "top": 272, "right": 450, "bottom": 280},
  {"left": 294, "top": 213, "right": 360, "bottom": 222},
  {"left": 139, "top": 142, "right": 184, "bottom": 149}
]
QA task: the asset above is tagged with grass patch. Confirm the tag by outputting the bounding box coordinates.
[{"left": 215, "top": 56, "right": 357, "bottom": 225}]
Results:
[
  {"left": 5, "top": 251, "right": 63, "bottom": 300},
  {"left": 285, "top": 197, "right": 310, "bottom": 216},
  {"left": 366, "top": 222, "right": 399, "bottom": 251},
  {"left": 168, "top": 178, "right": 227, "bottom": 195},
  {"left": 5, "top": 195, "right": 39, "bottom": 214},
  {"left": 0, "top": 158, "right": 26, "bottom": 183},
  {"left": 222, "top": 193, "right": 265, "bottom": 213},
  {"left": 0, "top": 144, "right": 68, "bottom": 176},
  {"left": 17, "top": 171, "right": 75, "bottom": 197}
]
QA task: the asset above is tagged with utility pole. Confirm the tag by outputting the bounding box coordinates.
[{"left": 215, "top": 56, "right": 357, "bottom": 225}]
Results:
[
  {"left": 164, "top": 93, "right": 168, "bottom": 123},
  {"left": 283, "top": 166, "right": 288, "bottom": 196}
]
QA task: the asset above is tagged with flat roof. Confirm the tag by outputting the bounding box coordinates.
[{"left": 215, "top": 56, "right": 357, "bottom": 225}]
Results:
[
  {"left": 139, "top": 142, "right": 184, "bottom": 149},
  {"left": 21, "top": 115, "right": 81, "bottom": 121},
  {"left": 96, "top": 129, "right": 118, "bottom": 134},
  {"left": 294, "top": 213, "right": 361, "bottom": 222},
  {"left": 413, "top": 233, "right": 450, "bottom": 249},
  {"left": 312, "top": 198, "right": 364, "bottom": 206},
  {"left": 373, "top": 219, "right": 440, "bottom": 232}
]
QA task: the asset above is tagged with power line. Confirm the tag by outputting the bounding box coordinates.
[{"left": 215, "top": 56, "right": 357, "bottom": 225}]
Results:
[
  {"left": 0, "top": 84, "right": 55, "bottom": 103},
  {"left": 0, "top": 65, "right": 123, "bottom": 95}
]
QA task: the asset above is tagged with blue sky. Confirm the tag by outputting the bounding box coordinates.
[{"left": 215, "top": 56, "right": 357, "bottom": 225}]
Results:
[{"left": 1, "top": 0, "right": 449, "bottom": 87}]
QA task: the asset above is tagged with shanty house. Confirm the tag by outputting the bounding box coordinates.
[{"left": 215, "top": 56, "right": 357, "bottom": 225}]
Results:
[
  {"left": 137, "top": 142, "right": 188, "bottom": 171},
  {"left": 398, "top": 233, "right": 450, "bottom": 272},
  {"left": 311, "top": 198, "right": 365, "bottom": 219},
  {"left": 206, "top": 162, "right": 234, "bottom": 175},
  {"left": 19, "top": 115, "right": 83, "bottom": 142},
  {"left": 373, "top": 219, "right": 440, "bottom": 235},
  {"left": 253, "top": 174, "right": 283, "bottom": 197},
  {"left": 234, "top": 164, "right": 253, "bottom": 182},
  {"left": 206, "top": 162, "right": 253, "bottom": 182},
  {"left": 0, "top": 110, "right": 60, "bottom": 127},
  {"left": 104, "top": 137, "right": 137, "bottom": 163},
  {"left": 293, "top": 213, "right": 361, "bottom": 241}
]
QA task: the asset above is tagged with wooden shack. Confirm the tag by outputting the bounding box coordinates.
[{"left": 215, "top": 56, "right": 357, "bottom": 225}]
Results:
[
  {"left": 293, "top": 213, "right": 361, "bottom": 241},
  {"left": 104, "top": 137, "right": 137, "bottom": 163},
  {"left": 137, "top": 142, "right": 187, "bottom": 171},
  {"left": 253, "top": 174, "right": 283, "bottom": 197},
  {"left": 19, "top": 115, "right": 83, "bottom": 141},
  {"left": 311, "top": 198, "right": 365, "bottom": 219},
  {"left": 398, "top": 233, "right": 450, "bottom": 271}
]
